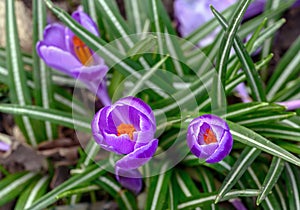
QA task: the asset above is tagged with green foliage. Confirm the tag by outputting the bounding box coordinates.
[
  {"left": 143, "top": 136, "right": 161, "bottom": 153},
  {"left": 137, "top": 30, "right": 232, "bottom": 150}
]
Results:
[{"left": 0, "top": 0, "right": 299, "bottom": 209}]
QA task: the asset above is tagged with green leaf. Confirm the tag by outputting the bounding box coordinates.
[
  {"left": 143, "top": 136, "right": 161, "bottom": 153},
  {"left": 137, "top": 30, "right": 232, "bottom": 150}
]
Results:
[
  {"left": 26, "top": 161, "right": 109, "bottom": 210},
  {"left": 267, "top": 36, "right": 300, "bottom": 99},
  {"left": 56, "top": 185, "right": 100, "bottom": 199},
  {"left": 237, "top": 112, "right": 296, "bottom": 126},
  {"left": 168, "top": 176, "right": 179, "bottom": 210},
  {"left": 5, "top": 0, "right": 40, "bottom": 146},
  {"left": 15, "top": 175, "right": 50, "bottom": 210},
  {"left": 175, "top": 170, "right": 200, "bottom": 200},
  {"left": 211, "top": 5, "right": 266, "bottom": 102},
  {"left": 215, "top": 147, "right": 261, "bottom": 203},
  {"left": 223, "top": 102, "right": 269, "bottom": 119},
  {"left": 125, "top": 0, "right": 148, "bottom": 33},
  {"left": 95, "top": 0, "right": 133, "bottom": 48},
  {"left": 145, "top": 162, "right": 172, "bottom": 210},
  {"left": 127, "top": 35, "right": 158, "bottom": 60},
  {"left": 256, "top": 157, "right": 284, "bottom": 205},
  {"left": 0, "top": 104, "right": 91, "bottom": 132},
  {"left": 228, "top": 121, "right": 300, "bottom": 167},
  {"left": 95, "top": 176, "right": 137, "bottom": 210},
  {"left": 253, "top": 124, "right": 300, "bottom": 142},
  {"left": 284, "top": 163, "right": 300, "bottom": 210},
  {"left": 128, "top": 55, "right": 169, "bottom": 96},
  {"left": 0, "top": 172, "right": 38, "bottom": 206},
  {"left": 148, "top": 0, "right": 187, "bottom": 76},
  {"left": 32, "top": 0, "right": 57, "bottom": 141},
  {"left": 214, "top": 0, "right": 252, "bottom": 91},
  {"left": 177, "top": 189, "right": 259, "bottom": 209}
]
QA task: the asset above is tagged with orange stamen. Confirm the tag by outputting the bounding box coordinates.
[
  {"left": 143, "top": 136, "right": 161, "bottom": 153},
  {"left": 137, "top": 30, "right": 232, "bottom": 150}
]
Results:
[
  {"left": 73, "top": 36, "right": 93, "bottom": 66},
  {"left": 117, "top": 123, "right": 136, "bottom": 140},
  {"left": 203, "top": 128, "right": 217, "bottom": 144}
]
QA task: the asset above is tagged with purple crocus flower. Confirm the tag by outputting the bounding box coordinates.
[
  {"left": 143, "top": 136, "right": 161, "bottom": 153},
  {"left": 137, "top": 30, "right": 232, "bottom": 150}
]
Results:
[
  {"left": 187, "top": 114, "right": 233, "bottom": 163},
  {"left": 0, "top": 141, "right": 10, "bottom": 152},
  {"left": 92, "top": 96, "right": 158, "bottom": 193},
  {"left": 37, "top": 8, "right": 111, "bottom": 106}
]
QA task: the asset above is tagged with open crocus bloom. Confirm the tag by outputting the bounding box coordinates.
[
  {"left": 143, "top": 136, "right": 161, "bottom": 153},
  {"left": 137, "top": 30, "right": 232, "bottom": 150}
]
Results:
[
  {"left": 92, "top": 97, "right": 158, "bottom": 193},
  {"left": 187, "top": 114, "right": 233, "bottom": 163},
  {"left": 36, "top": 8, "right": 111, "bottom": 106}
]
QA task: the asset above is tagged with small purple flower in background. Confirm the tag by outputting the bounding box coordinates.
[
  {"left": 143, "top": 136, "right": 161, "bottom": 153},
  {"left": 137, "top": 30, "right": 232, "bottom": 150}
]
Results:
[
  {"left": 187, "top": 114, "right": 233, "bottom": 163},
  {"left": 92, "top": 97, "right": 158, "bottom": 193},
  {"left": 0, "top": 141, "right": 10, "bottom": 152},
  {"left": 174, "top": 0, "right": 236, "bottom": 46},
  {"left": 37, "top": 8, "right": 111, "bottom": 106},
  {"left": 277, "top": 99, "right": 300, "bottom": 111}
]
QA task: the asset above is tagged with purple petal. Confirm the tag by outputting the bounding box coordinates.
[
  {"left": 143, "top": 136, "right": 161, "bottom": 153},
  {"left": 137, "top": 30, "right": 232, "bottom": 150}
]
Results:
[
  {"left": 116, "top": 97, "right": 156, "bottom": 126},
  {"left": 190, "top": 142, "right": 219, "bottom": 159},
  {"left": 116, "top": 139, "right": 158, "bottom": 170},
  {"left": 72, "top": 9, "right": 99, "bottom": 36},
  {"left": 244, "top": 0, "right": 265, "bottom": 20},
  {"left": 199, "top": 114, "right": 229, "bottom": 130},
  {"left": 93, "top": 107, "right": 135, "bottom": 154},
  {"left": 206, "top": 130, "right": 233, "bottom": 163},
  {"left": 0, "top": 142, "right": 10, "bottom": 152},
  {"left": 41, "top": 23, "right": 67, "bottom": 50},
  {"left": 103, "top": 132, "right": 135, "bottom": 154},
  {"left": 72, "top": 63, "right": 109, "bottom": 81},
  {"left": 36, "top": 44, "right": 82, "bottom": 76},
  {"left": 92, "top": 107, "right": 117, "bottom": 153},
  {"left": 235, "top": 82, "right": 252, "bottom": 103},
  {"left": 277, "top": 100, "right": 300, "bottom": 111},
  {"left": 115, "top": 167, "right": 142, "bottom": 194}
]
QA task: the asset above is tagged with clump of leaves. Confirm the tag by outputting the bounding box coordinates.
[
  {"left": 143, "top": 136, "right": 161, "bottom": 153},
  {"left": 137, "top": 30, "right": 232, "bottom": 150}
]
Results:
[{"left": 0, "top": 0, "right": 299, "bottom": 209}]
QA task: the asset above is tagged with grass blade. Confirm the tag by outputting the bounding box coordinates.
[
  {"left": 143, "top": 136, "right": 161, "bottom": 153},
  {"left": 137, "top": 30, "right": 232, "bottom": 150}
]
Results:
[
  {"left": 214, "top": 0, "right": 252, "bottom": 89},
  {"left": 125, "top": 0, "right": 147, "bottom": 33},
  {"left": 145, "top": 162, "right": 172, "bottom": 210},
  {"left": 5, "top": 0, "right": 40, "bottom": 146},
  {"left": 284, "top": 163, "right": 300, "bottom": 210},
  {"left": 0, "top": 104, "right": 91, "bottom": 132},
  {"left": 215, "top": 147, "right": 260, "bottom": 203},
  {"left": 95, "top": 176, "right": 137, "bottom": 210},
  {"left": 26, "top": 161, "right": 108, "bottom": 210},
  {"left": 211, "top": 6, "right": 266, "bottom": 102},
  {"left": 256, "top": 157, "right": 284, "bottom": 205},
  {"left": 267, "top": 36, "right": 300, "bottom": 99},
  {"left": 0, "top": 172, "right": 38, "bottom": 206},
  {"left": 15, "top": 175, "right": 50, "bottom": 210},
  {"left": 228, "top": 121, "right": 300, "bottom": 167},
  {"left": 33, "top": 0, "right": 57, "bottom": 141},
  {"left": 177, "top": 189, "right": 259, "bottom": 209}
]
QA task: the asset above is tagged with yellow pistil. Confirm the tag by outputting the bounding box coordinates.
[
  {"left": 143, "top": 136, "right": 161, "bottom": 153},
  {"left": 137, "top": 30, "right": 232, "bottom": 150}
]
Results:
[
  {"left": 117, "top": 123, "right": 136, "bottom": 140},
  {"left": 203, "top": 128, "right": 217, "bottom": 144},
  {"left": 73, "top": 36, "right": 93, "bottom": 66}
]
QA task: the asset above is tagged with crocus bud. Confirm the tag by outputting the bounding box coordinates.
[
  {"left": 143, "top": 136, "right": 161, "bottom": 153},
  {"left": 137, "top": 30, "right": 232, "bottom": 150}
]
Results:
[{"left": 187, "top": 114, "right": 233, "bottom": 163}]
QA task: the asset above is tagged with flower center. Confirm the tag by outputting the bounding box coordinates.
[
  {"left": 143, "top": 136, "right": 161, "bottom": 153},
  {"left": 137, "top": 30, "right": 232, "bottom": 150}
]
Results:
[
  {"left": 203, "top": 128, "right": 217, "bottom": 144},
  {"left": 73, "top": 36, "right": 93, "bottom": 66},
  {"left": 117, "top": 123, "right": 136, "bottom": 140}
]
